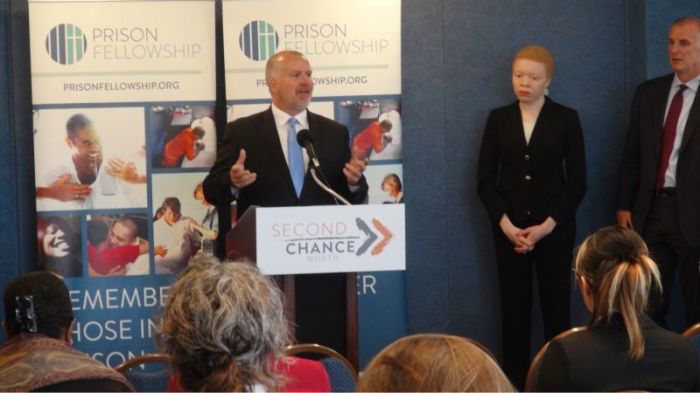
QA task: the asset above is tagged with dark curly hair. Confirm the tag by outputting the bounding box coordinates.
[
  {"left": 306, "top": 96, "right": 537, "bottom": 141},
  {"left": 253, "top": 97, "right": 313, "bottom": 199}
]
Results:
[{"left": 3, "top": 271, "right": 73, "bottom": 339}]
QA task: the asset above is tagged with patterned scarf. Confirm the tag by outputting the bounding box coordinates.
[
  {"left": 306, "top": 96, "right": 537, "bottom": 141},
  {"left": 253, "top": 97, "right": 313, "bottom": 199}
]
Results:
[{"left": 0, "top": 334, "right": 133, "bottom": 391}]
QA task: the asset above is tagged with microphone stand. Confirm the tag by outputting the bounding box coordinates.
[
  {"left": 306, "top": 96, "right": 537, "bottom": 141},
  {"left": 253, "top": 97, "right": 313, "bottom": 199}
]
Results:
[{"left": 309, "top": 167, "right": 351, "bottom": 206}]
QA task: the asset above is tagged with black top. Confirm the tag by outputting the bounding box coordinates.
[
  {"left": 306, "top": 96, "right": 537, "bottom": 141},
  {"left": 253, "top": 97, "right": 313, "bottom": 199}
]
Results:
[
  {"left": 534, "top": 315, "right": 700, "bottom": 391},
  {"left": 477, "top": 97, "right": 586, "bottom": 226}
]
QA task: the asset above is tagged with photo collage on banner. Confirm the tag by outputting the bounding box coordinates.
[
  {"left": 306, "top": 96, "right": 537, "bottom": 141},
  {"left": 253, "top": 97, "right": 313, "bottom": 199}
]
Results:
[
  {"left": 29, "top": 0, "right": 216, "bottom": 366},
  {"left": 223, "top": 0, "right": 405, "bottom": 367}
]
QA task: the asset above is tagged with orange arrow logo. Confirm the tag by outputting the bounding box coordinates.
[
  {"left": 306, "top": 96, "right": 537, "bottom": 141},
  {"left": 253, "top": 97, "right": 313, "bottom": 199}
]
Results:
[{"left": 370, "top": 218, "right": 393, "bottom": 255}]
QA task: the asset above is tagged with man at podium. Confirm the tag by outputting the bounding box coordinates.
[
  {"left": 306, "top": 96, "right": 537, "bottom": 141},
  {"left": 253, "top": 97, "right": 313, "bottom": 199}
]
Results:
[{"left": 203, "top": 50, "right": 369, "bottom": 356}]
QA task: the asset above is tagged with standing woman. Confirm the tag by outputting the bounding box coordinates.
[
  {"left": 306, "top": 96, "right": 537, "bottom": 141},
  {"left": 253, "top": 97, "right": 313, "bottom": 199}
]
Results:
[{"left": 477, "top": 45, "right": 586, "bottom": 388}]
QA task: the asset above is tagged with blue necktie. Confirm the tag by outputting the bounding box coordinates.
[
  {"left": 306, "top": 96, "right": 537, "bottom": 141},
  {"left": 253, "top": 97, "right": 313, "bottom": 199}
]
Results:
[{"left": 287, "top": 117, "right": 304, "bottom": 197}]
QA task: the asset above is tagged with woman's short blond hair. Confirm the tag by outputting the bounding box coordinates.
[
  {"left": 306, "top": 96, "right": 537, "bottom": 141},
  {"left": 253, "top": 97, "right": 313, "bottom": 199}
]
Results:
[
  {"left": 513, "top": 45, "right": 554, "bottom": 78},
  {"left": 358, "top": 333, "right": 514, "bottom": 392}
]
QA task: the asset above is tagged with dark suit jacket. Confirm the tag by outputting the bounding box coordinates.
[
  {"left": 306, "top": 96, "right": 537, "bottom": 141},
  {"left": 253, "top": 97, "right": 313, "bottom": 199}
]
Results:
[
  {"left": 617, "top": 74, "right": 700, "bottom": 247},
  {"left": 477, "top": 97, "right": 587, "bottom": 226},
  {"left": 203, "top": 108, "right": 368, "bottom": 220},
  {"left": 533, "top": 316, "right": 700, "bottom": 391},
  {"left": 202, "top": 107, "right": 368, "bottom": 355}
]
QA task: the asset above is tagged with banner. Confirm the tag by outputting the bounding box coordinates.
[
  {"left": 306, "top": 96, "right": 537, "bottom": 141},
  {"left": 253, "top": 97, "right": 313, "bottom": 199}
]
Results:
[
  {"left": 29, "top": 0, "right": 216, "bottom": 366},
  {"left": 222, "top": 0, "right": 405, "bottom": 367},
  {"left": 223, "top": 0, "right": 400, "bottom": 99},
  {"left": 256, "top": 204, "right": 405, "bottom": 275}
]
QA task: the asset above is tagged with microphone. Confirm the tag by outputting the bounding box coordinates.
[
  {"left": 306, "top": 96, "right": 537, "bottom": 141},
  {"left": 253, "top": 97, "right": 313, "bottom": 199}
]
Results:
[
  {"left": 296, "top": 129, "right": 351, "bottom": 206},
  {"left": 296, "top": 129, "right": 320, "bottom": 169}
]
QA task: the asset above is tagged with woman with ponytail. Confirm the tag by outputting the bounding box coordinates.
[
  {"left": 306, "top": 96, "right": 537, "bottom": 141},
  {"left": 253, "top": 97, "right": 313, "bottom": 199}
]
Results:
[{"left": 533, "top": 226, "right": 700, "bottom": 391}]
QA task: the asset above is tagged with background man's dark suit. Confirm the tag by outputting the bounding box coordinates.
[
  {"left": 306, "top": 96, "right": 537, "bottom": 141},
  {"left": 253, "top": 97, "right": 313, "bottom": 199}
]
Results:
[
  {"left": 617, "top": 74, "right": 700, "bottom": 325},
  {"left": 478, "top": 96, "right": 587, "bottom": 387},
  {"left": 203, "top": 107, "right": 368, "bottom": 355}
]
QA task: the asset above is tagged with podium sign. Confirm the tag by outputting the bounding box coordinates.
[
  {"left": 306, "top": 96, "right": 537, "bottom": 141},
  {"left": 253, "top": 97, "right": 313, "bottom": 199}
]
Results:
[{"left": 254, "top": 204, "right": 405, "bottom": 275}]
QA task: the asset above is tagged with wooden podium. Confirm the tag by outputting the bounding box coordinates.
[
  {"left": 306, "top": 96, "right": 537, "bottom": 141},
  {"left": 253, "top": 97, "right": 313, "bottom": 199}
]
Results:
[{"left": 225, "top": 204, "right": 405, "bottom": 370}]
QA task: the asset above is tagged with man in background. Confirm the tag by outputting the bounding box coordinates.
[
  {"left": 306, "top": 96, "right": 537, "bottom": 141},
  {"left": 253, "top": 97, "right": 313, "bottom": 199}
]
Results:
[{"left": 616, "top": 16, "right": 700, "bottom": 327}]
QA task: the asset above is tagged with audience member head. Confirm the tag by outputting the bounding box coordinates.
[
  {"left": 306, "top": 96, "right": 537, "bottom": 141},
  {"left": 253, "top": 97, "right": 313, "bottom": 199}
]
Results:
[
  {"left": 158, "top": 256, "right": 290, "bottom": 392},
  {"left": 358, "top": 333, "right": 514, "bottom": 392},
  {"left": 3, "top": 271, "right": 74, "bottom": 341},
  {"left": 512, "top": 45, "right": 553, "bottom": 105},
  {"left": 574, "top": 225, "right": 662, "bottom": 359}
]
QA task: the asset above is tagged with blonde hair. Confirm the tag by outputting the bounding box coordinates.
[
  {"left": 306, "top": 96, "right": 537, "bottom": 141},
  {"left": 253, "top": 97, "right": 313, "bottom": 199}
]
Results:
[
  {"left": 358, "top": 333, "right": 514, "bottom": 392},
  {"left": 157, "top": 256, "right": 290, "bottom": 391},
  {"left": 574, "top": 226, "right": 662, "bottom": 359},
  {"left": 513, "top": 45, "right": 554, "bottom": 78}
]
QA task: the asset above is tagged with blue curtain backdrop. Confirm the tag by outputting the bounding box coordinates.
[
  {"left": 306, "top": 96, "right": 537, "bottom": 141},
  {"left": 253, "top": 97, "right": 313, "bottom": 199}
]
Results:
[
  {"left": 401, "top": 0, "right": 699, "bottom": 359},
  {"left": 0, "top": 0, "right": 36, "bottom": 344}
]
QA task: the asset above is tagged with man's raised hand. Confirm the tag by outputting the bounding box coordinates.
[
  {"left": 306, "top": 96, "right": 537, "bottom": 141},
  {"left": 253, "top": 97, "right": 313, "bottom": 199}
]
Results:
[{"left": 229, "top": 149, "right": 257, "bottom": 189}]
